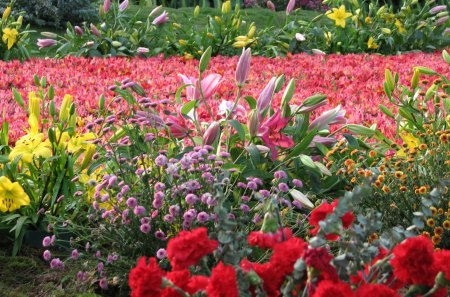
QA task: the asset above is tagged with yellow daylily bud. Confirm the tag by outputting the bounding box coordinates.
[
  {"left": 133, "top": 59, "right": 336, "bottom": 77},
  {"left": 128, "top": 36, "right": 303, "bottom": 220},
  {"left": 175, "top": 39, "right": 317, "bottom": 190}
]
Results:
[
  {"left": 2, "top": 7, "right": 11, "bottom": 21},
  {"left": 248, "top": 24, "right": 256, "bottom": 38},
  {"left": 179, "top": 39, "right": 187, "bottom": 46},
  {"left": 207, "top": 32, "right": 214, "bottom": 39},
  {"left": 235, "top": 17, "right": 241, "bottom": 29},
  {"left": 80, "top": 144, "right": 96, "bottom": 170},
  {"left": 381, "top": 28, "right": 391, "bottom": 34},
  {"left": 172, "top": 23, "right": 181, "bottom": 29},
  {"left": 28, "top": 92, "right": 41, "bottom": 119},
  {"left": 365, "top": 16, "right": 372, "bottom": 24},
  {"left": 214, "top": 16, "right": 222, "bottom": 24},
  {"left": 235, "top": 35, "right": 250, "bottom": 42},
  {"left": 194, "top": 5, "right": 200, "bottom": 17},
  {"left": 222, "top": 1, "right": 231, "bottom": 14},
  {"left": 233, "top": 41, "right": 247, "bottom": 48},
  {"left": 17, "top": 16, "right": 23, "bottom": 25},
  {"left": 59, "top": 94, "right": 73, "bottom": 122},
  {"left": 367, "top": 37, "right": 378, "bottom": 49},
  {"left": 197, "top": 50, "right": 203, "bottom": 55},
  {"left": 411, "top": 68, "right": 420, "bottom": 89},
  {"left": 184, "top": 52, "right": 193, "bottom": 60}
]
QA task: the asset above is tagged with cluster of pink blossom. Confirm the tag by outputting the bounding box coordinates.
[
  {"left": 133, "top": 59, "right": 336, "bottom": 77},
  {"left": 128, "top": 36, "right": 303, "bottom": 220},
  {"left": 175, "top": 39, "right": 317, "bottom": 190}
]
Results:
[{"left": 1, "top": 52, "right": 448, "bottom": 142}]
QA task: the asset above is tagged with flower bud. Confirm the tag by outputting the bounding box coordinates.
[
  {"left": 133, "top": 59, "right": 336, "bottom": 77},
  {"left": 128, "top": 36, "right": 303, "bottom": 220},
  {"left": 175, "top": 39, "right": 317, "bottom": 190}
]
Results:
[
  {"left": 267, "top": 1, "right": 275, "bottom": 11},
  {"left": 430, "top": 5, "right": 447, "bottom": 14},
  {"left": 74, "top": 26, "right": 84, "bottom": 36},
  {"left": 222, "top": 1, "right": 231, "bottom": 14},
  {"left": 59, "top": 94, "right": 73, "bottom": 121},
  {"left": 103, "top": 0, "right": 111, "bottom": 13},
  {"left": 2, "top": 7, "right": 11, "bottom": 21},
  {"left": 150, "top": 5, "right": 162, "bottom": 17},
  {"left": 152, "top": 11, "right": 169, "bottom": 25},
  {"left": 111, "top": 41, "right": 122, "bottom": 47},
  {"left": 247, "top": 109, "right": 259, "bottom": 137},
  {"left": 286, "top": 0, "right": 296, "bottom": 15},
  {"left": 119, "top": 0, "right": 129, "bottom": 12},
  {"left": 194, "top": 5, "right": 200, "bottom": 17},
  {"left": 295, "top": 33, "right": 306, "bottom": 41},
  {"left": 81, "top": 144, "right": 96, "bottom": 170},
  {"left": 203, "top": 121, "right": 220, "bottom": 145},
  {"left": 411, "top": 68, "right": 420, "bottom": 89},
  {"left": 235, "top": 48, "right": 251, "bottom": 86},
  {"left": 90, "top": 24, "right": 101, "bottom": 37},
  {"left": 256, "top": 77, "right": 276, "bottom": 114}
]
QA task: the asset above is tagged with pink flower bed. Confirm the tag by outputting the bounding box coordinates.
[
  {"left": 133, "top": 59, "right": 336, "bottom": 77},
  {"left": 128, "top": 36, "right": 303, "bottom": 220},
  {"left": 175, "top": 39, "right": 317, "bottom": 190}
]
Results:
[{"left": 1, "top": 51, "right": 449, "bottom": 142}]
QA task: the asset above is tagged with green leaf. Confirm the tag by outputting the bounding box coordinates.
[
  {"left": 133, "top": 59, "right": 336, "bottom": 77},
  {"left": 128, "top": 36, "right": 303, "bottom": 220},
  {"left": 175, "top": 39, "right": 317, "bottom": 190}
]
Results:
[
  {"left": 302, "top": 94, "right": 327, "bottom": 106},
  {"left": 288, "top": 127, "right": 317, "bottom": 159},
  {"left": 13, "top": 216, "right": 29, "bottom": 240},
  {"left": 379, "top": 104, "right": 394, "bottom": 118},
  {"left": 175, "top": 84, "right": 194, "bottom": 104},
  {"left": 244, "top": 96, "right": 256, "bottom": 109},
  {"left": 199, "top": 46, "right": 212, "bottom": 73},
  {"left": 229, "top": 120, "right": 245, "bottom": 142},
  {"left": 180, "top": 100, "right": 198, "bottom": 118},
  {"left": 245, "top": 144, "right": 260, "bottom": 165},
  {"left": 343, "top": 133, "right": 360, "bottom": 148}
]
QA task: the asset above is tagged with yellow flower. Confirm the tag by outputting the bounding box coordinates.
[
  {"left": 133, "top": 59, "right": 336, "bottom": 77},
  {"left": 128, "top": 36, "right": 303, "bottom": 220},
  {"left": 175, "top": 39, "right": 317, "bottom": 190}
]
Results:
[
  {"left": 2, "top": 28, "right": 19, "bottom": 50},
  {"left": 2, "top": 7, "right": 11, "bottom": 21},
  {"left": 326, "top": 5, "right": 352, "bottom": 28},
  {"left": 395, "top": 19, "right": 406, "bottom": 33},
  {"left": 0, "top": 176, "right": 30, "bottom": 212},
  {"left": 396, "top": 131, "right": 420, "bottom": 157},
  {"left": 367, "top": 37, "right": 378, "bottom": 49},
  {"left": 28, "top": 92, "right": 41, "bottom": 119},
  {"left": 324, "top": 31, "right": 332, "bottom": 46},
  {"left": 9, "top": 133, "right": 52, "bottom": 163},
  {"left": 233, "top": 36, "right": 255, "bottom": 48},
  {"left": 365, "top": 16, "right": 372, "bottom": 24},
  {"left": 67, "top": 132, "right": 96, "bottom": 153},
  {"left": 222, "top": 1, "right": 231, "bottom": 14},
  {"left": 179, "top": 39, "right": 187, "bottom": 46}
]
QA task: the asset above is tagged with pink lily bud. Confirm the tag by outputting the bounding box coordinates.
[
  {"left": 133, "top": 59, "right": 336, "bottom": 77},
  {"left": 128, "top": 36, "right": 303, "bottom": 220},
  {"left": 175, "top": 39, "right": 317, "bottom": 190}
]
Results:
[
  {"left": 267, "top": 1, "right": 275, "bottom": 11},
  {"left": 296, "top": 100, "right": 327, "bottom": 114},
  {"left": 103, "top": 0, "right": 111, "bottom": 13},
  {"left": 436, "top": 16, "right": 449, "bottom": 26},
  {"left": 90, "top": 23, "right": 101, "bottom": 37},
  {"left": 203, "top": 122, "right": 220, "bottom": 145},
  {"left": 137, "top": 47, "right": 150, "bottom": 54},
  {"left": 150, "top": 5, "right": 163, "bottom": 17},
  {"left": 37, "top": 39, "right": 57, "bottom": 49},
  {"left": 74, "top": 26, "right": 84, "bottom": 35},
  {"left": 295, "top": 33, "right": 305, "bottom": 41},
  {"left": 256, "top": 77, "right": 277, "bottom": 114},
  {"left": 152, "top": 11, "right": 169, "bottom": 26},
  {"left": 309, "top": 136, "right": 337, "bottom": 148},
  {"left": 236, "top": 48, "right": 251, "bottom": 86},
  {"left": 119, "top": 0, "right": 129, "bottom": 11},
  {"left": 286, "top": 0, "right": 296, "bottom": 15},
  {"left": 430, "top": 5, "right": 447, "bottom": 14}
]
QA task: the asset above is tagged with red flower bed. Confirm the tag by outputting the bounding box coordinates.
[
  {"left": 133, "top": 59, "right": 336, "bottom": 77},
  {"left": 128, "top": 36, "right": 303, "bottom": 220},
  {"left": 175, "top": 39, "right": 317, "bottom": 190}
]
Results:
[{"left": 1, "top": 51, "right": 449, "bottom": 142}]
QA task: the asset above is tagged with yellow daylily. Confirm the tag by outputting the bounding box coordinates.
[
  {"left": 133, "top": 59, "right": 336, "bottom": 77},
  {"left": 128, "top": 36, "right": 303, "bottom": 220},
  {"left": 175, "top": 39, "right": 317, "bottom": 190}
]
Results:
[
  {"left": 2, "top": 28, "right": 19, "bottom": 50},
  {"left": 365, "top": 16, "right": 372, "bottom": 24},
  {"left": 9, "top": 133, "right": 52, "bottom": 163},
  {"left": 2, "top": 7, "right": 11, "bottom": 21},
  {"left": 396, "top": 131, "right": 420, "bottom": 157},
  {"left": 326, "top": 5, "right": 352, "bottom": 28},
  {"left": 395, "top": 19, "right": 406, "bottom": 33},
  {"left": 367, "top": 37, "right": 379, "bottom": 49},
  {"left": 0, "top": 176, "right": 30, "bottom": 212},
  {"left": 67, "top": 132, "right": 96, "bottom": 153}
]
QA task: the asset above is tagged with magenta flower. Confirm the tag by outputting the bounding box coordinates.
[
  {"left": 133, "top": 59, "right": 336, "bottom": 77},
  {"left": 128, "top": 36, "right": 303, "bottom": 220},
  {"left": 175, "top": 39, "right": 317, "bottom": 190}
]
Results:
[
  {"left": 103, "top": 0, "right": 111, "bottom": 13},
  {"left": 152, "top": 11, "right": 169, "bottom": 25},
  {"left": 179, "top": 73, "right": 221, "bottom": 101},
  {"left": 166, "top": 110, "right": 190, "bottom": 138},
  {"left": 37, "top": 39, "right": 56, "bottom": 49},
  {"left": 256, "top": 77, "right": 277, "bottom": 115},
  {"left": 267, "top": 0, "right": 276, "bottom": 11},
  {"left": 119, "top": 0, "right": 129, "bottom": 11},
  {"left": 258, "top": 110, "right": 294, "bottom": 159},
  {"left": 236, "top": 48, "right": 251, "bottom": 86},
  {"left": 286, "top": 0, "right": 296, "bottom": 15}
]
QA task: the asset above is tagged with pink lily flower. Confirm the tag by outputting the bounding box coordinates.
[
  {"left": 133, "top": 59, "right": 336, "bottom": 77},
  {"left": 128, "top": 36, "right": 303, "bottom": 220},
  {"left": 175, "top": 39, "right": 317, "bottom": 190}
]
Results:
[
  {"left": 178, "top": 73, "right": 221, "bottom": 101},
  {"left": 166, "top": 111, "right": 190, "bottom": 138},
  {"left": 309, "top": 105, "right": 346, "bottom": 131},
  {"left": 258, "top": 110, "right": 294, "bottom": 160},
  {"left": 218, "top": 100, "right": 247, "bottom": 119}
]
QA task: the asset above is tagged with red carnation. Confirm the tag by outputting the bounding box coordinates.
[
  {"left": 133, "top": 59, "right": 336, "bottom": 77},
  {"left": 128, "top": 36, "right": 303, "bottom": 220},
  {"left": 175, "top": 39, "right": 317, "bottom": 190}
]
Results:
[
  {"left": 304, "top": 247, "right": 338, "bottom": 282},
  {"left": 129, "top": 257, "right": 165, "bottom": 297},
  {"left": 435, "top": 250, "right": 450, "bottom": 281},
  {"left": 248, "top": 227, "right": 293, "bottom": 249},
  {"left": 161, "top": 269, "right": 191, "bottom": 297},
  {"left": 356, "top": 284, "right": 399, "bottom": 297},
  {"left": 390, "top": 235, "right": 439, "bottom": 286},
  {"left": 241, "top": 259, "right": 281, "bottom": 297},
  {"left": 270, "top": 237, "right": 308, "bottom": 277},
  {"left": 167, "top": 227, "right": 218, "bottom": 271},
  {"left": 313, "top": 280, "right": 354, "bottom": 297},
  {"left": 309, "top": 199, "right": 355, "bottom": 241},
  {"left": 206, "top": 262, "right": 239, "bottom": 297},
  {"left": 186, "top": 275, "right": 209, "bottom": 295}
]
